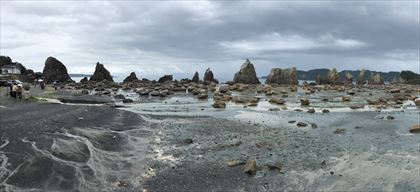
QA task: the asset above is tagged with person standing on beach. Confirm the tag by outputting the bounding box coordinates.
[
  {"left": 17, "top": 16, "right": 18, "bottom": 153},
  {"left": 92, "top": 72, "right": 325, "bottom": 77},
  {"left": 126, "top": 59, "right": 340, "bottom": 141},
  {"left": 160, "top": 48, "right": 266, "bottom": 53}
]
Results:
[
  {"left": 17, "top": 84, "right": 23, "bottom": 100},
  {"left": 11, "top": 83, "right": 18, "bottom": 99}
]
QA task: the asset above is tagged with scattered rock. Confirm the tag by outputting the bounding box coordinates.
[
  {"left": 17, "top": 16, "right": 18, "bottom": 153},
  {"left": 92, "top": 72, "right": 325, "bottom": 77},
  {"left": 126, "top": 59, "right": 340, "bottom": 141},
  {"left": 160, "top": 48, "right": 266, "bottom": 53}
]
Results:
[
  {"left": 415, "top": 99, "right": 420, "bottom": 106},
  {"left": 81, "top": 89, "right": 89, "bottom": 95},
  {"left": 233, "top": 59, "right": 260, "bottom": 84},
  {"left": 122, "top": 98, "right": 133, "bottom": 103},
  {"left": 409, "top": 125, "right": 420, "bottom": 133},
  {"left": 266, "top": 162, "right": 283, "bottom": 172},
  {"left": 269, "top": 98, "right": 285, "bottom": 105},
  {"left": 183, "top": 138, "right": 193, "bottom": 144},
  {"left": 333, "top": 128, "right": 346, "bottom": 134},
  {"left": 307, "top": 108, "right": 315, "bottom": 113},
  {"left": 350, "top": 105, "right": 364, "bottom": 109},
  {"left": 197, "top": 93, "right": 208, "bottom": 99},
  {"left": 367, "top": 99, "right": 381, "bottom": 105},
  {"left": 117, "top": 181, "right": 129, "bottom": 188},
  {"left": 212, "top": 100, "right": 226, "bottom": 108},
  {"left": 322, "top": 109, "right": 330, "bottom": 113},
  {"left": 342, "top": 95, "right": 351, "bottom": 102},
  {"left": 227, "top": 160, "right": 245, "bottom": 167},
  {"left": 300, "top": 98, "right": 310, "bottom": 106},
  {"left": 297, "top": 122, "right": 308, "bottom": 127},
  {"left": 114, "top": 94, "right": 125, "bottom": 100},
  {"left": 386, "top": 116, "right": 395, "bottom": 120},
  {"left": 311, "top": 123, "right": 318, "bottom": 128},
  {"left": 288, "top": 120, "right": 296, "bottom": 124},
  {"left": 243, "top": 159, "right": 257, "bottom": 175}
]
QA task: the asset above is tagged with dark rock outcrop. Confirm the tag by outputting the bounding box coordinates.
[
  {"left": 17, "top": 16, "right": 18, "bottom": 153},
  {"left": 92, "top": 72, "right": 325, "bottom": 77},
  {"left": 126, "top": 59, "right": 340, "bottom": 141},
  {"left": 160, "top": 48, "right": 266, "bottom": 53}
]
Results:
[
  {"left": 265, "top": 67, "right": 298, "bottom": 85},
  {"left": 192, "top": 71, "right": 199, "bottom": 83},
  {"left": 89, "top": 62, "right": 113, "bottom": 82},
  {"left": 42, "top": 57, "right": 72, "bottom": 83},
  {"left": 233, "top": 59, "right": 260, "bottom": 84},
  {"left": 123, "top": 72, "right": 138, "bottom": 83},
  {"left": 80, "top": 77, "right": 88, "bottom": 83},
  {"left": 204, "top": 68, "right": 215, "bottom": 82},
  {"left": 158, "top": 75, "right": 173, "bottom": 83},
  {"left": 368, "top": 73, "right": 384, "bottom": 85}
]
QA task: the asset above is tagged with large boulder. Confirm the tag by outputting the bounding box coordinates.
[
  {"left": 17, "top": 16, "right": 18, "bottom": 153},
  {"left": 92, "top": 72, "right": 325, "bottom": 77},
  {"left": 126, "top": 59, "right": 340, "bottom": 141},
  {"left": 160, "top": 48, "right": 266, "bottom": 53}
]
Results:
[
  {"left": 357, "top": 69, "right": 366, "bottom": 85},
  {"left": 42, "top": 57, "right": 72, "bottom": 83},
  {"left": 265, "top": 67, "right": 298, "bottom": 85},
  {"left": 89, "top": 62, "right": 113, "bottom": 82},
  {"left": 192, "top": 71, "right": 199, "bottom": 83},
  {"left": 368, "top": 73, "right": 384, "bottom": 85},
  {"left": 233, "top": 59, "right": 260, "bottom": 84},
  {"left": 158, "top": 75, "right": 173, "bottom": 83},
  {"left": 204, "top": 68, "right": 215, "bottom": 82},
  {"left": 123, "top": 72, "right": 138, "bottom": 83}
]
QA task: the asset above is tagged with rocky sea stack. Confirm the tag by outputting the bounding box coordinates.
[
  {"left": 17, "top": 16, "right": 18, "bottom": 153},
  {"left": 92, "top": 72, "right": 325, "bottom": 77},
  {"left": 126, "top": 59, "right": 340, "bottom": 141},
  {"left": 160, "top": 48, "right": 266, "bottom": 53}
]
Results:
[
  {"left": 357, "top": 69, "right": 366, "bottom": 85},
  {"left": 158, "top": 75, "right": 173, "bottom": 83},
  {"left": 192, "top": 71, "right": 199, "bottom": 83},
  {"left": 89, "top": 62, "right": 113, "bottom": 82},
  {"left": 368, "top": 73, "right": 384, "bottom": 85},
  {"left": 42, "top": 57, "right": 72, "bottom": 83},
  {"left": 233, "top": 59, "right": 260, "bottom": 84},
  {"left": 204, "top": 68, "right": 216, "bottom": 83},
  {"left": 316, "top": 68, "right": 340, "bottom": 85},
  {"left": 123, "top": 72, "right": 138, "bottom": 83},
  {"left": 265, "top": 67, "right": 298, "bottom": 85}
]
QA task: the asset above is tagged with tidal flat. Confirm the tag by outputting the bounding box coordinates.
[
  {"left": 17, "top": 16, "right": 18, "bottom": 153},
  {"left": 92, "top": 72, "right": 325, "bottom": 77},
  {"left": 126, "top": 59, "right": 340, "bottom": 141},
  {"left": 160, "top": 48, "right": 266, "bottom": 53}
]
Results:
[{"left": 0, "top": 83, "right": 419, "bottom": 192}]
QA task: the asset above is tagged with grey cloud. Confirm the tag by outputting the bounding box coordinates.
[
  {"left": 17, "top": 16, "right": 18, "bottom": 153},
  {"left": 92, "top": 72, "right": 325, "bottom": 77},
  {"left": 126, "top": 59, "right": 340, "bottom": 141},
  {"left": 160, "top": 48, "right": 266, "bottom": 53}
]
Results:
[{"left": 0, "top": 1, "right": 418, "bottom": 81}]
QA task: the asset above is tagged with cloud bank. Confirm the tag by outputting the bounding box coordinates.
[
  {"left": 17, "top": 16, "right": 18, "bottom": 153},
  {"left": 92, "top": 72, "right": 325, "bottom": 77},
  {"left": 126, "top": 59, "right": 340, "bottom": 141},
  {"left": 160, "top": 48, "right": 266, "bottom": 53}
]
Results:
[{"left": 1, "top": 1, "right": 419, "bottom": 81}]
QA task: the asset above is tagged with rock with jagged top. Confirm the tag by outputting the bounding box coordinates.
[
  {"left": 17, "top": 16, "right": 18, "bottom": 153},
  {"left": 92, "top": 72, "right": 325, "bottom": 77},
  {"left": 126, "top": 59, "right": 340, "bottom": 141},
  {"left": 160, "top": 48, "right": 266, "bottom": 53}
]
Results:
[
  {"left": 316, "top": 68, "right": 340, "bottom": 85},
  {"left": 192, "top": 71, "right": 199, "bottom": 83},
  {"left": 203, "top": 68, "right": 216, "bottom": 83},
  {"left": 42, "top": 57, "right": 72, "bottom": 83},
  {"left": 158, "top": 75, "right": 173, "bottom": 83},
  {"left": 233, "top": 59, "right": 260, "bottom": 84},
  {"left": 89, "top": 62, "right": 113, "bottom": 82},
  {"left": 123, "top": 72, "right": 138, "bottom": 83},
  {"left": 265, "top": 67, "right": 298, "bottom": 85}
]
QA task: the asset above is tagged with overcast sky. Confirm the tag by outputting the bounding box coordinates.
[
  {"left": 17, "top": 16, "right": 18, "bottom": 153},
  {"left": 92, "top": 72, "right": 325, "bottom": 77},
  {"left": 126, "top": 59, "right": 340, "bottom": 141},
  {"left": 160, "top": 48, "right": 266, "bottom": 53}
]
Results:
[{"left": 1, "top": 1, "right": 419, "bottom": 81}]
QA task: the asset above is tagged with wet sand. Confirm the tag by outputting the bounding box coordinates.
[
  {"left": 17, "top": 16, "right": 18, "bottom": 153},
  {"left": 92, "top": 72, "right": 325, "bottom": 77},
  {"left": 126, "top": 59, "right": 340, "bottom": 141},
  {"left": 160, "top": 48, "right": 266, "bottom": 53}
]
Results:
[{"left": 0, "top": 86, "right": 419, "bottom": 191}]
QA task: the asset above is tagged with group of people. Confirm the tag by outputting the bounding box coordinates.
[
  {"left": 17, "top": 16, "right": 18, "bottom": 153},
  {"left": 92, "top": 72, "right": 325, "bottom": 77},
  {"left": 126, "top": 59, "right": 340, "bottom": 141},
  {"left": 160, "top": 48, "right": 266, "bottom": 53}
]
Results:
[{"left": 8, "top": 83, "right": 24, "bottom": 100}]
